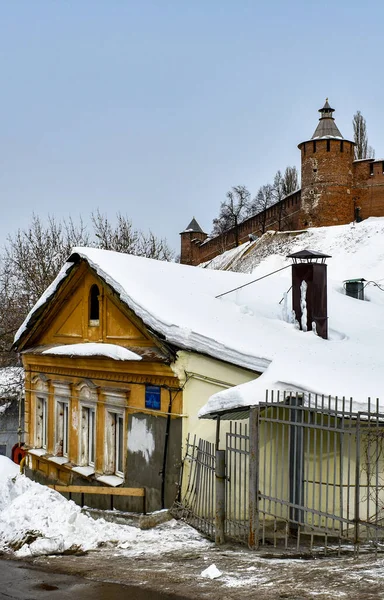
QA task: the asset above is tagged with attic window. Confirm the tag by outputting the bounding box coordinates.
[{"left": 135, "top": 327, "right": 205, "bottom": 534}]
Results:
[{"left": 89, "top": 284, "right": 100, "bottom": 326}]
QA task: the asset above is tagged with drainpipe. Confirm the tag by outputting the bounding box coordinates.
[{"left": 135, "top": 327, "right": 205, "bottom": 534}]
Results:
[{"left": 160, "top": 390, "right": 173, "bottom": 509}]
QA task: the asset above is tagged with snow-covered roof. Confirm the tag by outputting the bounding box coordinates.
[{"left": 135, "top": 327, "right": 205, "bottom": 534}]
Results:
[
  {"left": 199, "top": 218, "right": 384, "bottom": 417},
  {"left": 42, "top": 343, "right": 142, "bottom": 361},
  {"left": 14, "top": 218, "right": 384, "bottom": 410},
  {"left": 14, "top": 248, "right": 279, "bottom": 372}
]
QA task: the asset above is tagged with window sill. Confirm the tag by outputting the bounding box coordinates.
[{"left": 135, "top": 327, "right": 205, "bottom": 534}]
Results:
[
  {"left": 48, "top": 456, "right": 70, "bottom": 465},
  {"left": 72, "top": 466, "right": 95, "bottom": 477},
  {"left": 95, "top": 475, "right": 124, "bottom": 487},
  {"left": 28, "top": 448, "right": 48, "bottom": 457}
]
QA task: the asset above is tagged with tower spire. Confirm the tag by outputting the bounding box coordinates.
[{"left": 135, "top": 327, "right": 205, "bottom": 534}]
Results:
[{"left": 311, "top": 99, "right": 343, "bottom": 139}]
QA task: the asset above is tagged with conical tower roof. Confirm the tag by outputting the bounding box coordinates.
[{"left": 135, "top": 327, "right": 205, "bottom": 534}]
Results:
[
  {"left": 182, "top": 217, "right": 205, "bottom": 234},
  {"left": 311, "top": 99, "right": 343, "bottom": 139}
]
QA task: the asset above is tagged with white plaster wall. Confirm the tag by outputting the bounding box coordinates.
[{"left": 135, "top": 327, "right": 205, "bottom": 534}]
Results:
[{"left": 171, "top": 351, "right": 258, "bottom": 450}]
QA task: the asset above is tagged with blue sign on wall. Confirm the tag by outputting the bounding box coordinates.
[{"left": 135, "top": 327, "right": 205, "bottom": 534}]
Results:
[{"left": 145, "top": 385, "right": 161, "bottom": 410}]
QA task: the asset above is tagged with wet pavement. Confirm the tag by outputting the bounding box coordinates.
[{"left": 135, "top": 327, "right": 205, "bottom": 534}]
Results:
[{"left": 0, "top": 558, "right": 179, "bottom": 600}]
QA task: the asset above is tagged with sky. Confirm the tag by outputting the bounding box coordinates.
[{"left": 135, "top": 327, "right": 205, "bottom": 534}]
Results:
[{"left": 0, "top": 0, "right": 383, "bottom": 254}]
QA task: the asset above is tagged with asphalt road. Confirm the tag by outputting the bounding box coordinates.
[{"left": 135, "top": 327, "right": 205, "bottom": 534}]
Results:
[{"left": 0, "top": 558, "right": 179, "bottom": 600}]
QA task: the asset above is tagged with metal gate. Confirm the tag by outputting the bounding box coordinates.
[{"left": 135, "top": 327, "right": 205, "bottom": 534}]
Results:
[{"left": 174, "top": 392, "right": 384, "bottom": 555}]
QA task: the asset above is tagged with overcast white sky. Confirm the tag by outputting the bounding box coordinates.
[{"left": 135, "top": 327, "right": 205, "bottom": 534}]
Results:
[{"left": 0, "top": 1, "right": 382, "bottom": 254}]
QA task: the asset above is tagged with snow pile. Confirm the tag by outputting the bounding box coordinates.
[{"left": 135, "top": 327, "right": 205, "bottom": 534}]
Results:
[
  {"left": 201, "top": 564, "right": 222, "bottom": 579},
  {"left": 0, "top": 457, "right": 209, "bottom": 558},
  {"left": 42, "top": 343, "right": 142, "bottom": 361},
  {"left": 0, "top": 456, "right": 19, "bottom": 481}
]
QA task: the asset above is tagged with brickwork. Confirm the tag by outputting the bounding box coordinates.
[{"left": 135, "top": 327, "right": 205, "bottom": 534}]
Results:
[
  {"left": 298, "top": 138, "right": 355, "bottom": 228},
  {"left": 180, "top": 103, "right": 384, "bottom": 266}
]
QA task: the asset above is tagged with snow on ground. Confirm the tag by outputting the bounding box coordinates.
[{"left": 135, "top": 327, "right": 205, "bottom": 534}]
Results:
[
  {"left": 0, "top": 456, "right": 210, "bottom": 558},
  {"left": 42, "top": 343, "right": 142, "bottom": 361}
]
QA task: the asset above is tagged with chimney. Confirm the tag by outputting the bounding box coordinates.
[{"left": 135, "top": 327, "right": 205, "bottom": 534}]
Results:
[{"left": 287, "top": 249, "right": 331, "bottom": 340}]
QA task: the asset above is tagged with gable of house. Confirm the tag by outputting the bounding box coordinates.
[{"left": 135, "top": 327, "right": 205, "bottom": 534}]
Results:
[{"left": 16, "top": 260, "right": 162, "bottom": 354}]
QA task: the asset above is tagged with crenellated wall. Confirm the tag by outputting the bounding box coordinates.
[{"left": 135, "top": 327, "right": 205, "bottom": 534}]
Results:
[{"left": 181, "top": 150, "right": 384, "bottom": 266}]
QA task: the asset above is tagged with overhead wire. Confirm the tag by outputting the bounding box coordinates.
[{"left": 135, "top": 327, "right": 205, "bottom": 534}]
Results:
[{"left": 215, "top": 264, "right": 291, "bottom": 299}]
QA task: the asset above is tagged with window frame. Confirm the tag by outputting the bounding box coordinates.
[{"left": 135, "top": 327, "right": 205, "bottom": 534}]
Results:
[
  {"left": 32, "top": 375, "right": 49, "bottom": 450},
  {"left": 89, "top": 284, "right": 100, "bottom": 326},
  {"left": 103, "top": 389, "right": 128, "bottom": 477},
  {"left": 53, "top": 383, "right": 71, "bottom": 458},
  {"left": 36, "top": 396, "right": 48, "bottom": 449}
]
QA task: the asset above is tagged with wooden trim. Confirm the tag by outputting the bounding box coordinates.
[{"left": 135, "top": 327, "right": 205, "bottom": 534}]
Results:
[{"left": 49, "top": 484, "right": 145, "bottom": 497}]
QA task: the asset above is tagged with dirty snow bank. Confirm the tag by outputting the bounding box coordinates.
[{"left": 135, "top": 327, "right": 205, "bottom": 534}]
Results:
[{"left": 0, "top": 457, "right": 210, "bottom": 558}]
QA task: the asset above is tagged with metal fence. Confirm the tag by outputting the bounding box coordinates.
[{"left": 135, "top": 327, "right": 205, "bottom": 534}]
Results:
[
  {"left": 174, "top": 392, "right": 384, "bottom": 556},
  {"left": 173, "top": 434, "right": 216, "bottom": 539},
  {"left": 225, "top": 421, "right": 249, "bottom": 542}
]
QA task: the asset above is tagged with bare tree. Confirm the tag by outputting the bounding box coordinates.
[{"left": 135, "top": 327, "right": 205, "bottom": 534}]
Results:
[
  {"left": 137, "top": 231, "right": 175, "bottom": 261},
  {"left": 282, "top": 166, "right": 299, "bottom": 196},
  {"left": 92, "top": 210, "right": 174, "bottom": 260},
  {"left": 249, "top": 184, "right": 274, "bottom": 234},
  {"left": 1, "top": 215, "right": 90, "bottom": 365},
  {"left": 353, "top": 110, "right": 375, "bottom": 160},
  {"left": 4, "top": 214, "right": 90, "bottom": 311},
  {"left": 212, "top": 185, "right": 251, "bottom": 246},
  {"left": 92, "top": 210, "right": 139, "bottom": 254}
]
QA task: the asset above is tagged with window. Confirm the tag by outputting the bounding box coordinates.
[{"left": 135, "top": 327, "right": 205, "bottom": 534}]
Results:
[
  {"left": 77, "top": 380, "right": 98, "bottom": 469},
  {"left": 145, "top": 385, "right": 161, "bottom": 410},
  {"left": 36, "top": 397, "right": 48, "bottom": 449},
  {"left": 340, "top": 140, "right": 344, "bottom": 152},
  {"left": 80, "top": 406, "right": 96, "bottom": 466},
  {"left": 53, "top": 383, "right": 70, "bottom": 457},
  {"left": 103, "top": 389, "right": 128, "bottom": 477},
  {"left": 370, "top": 162, "right": 374, "bottom": 176},
  {"left": 56, "top": 400, "right": 69, "bottom": 456},
  {"left": 326, "top": 139, "right": 330, "bottom": 152},
  {"left": 106, "top": 410, "right": 125, "bottom": 475},
  {"left": 89, "top": 284, "right": 100, "bottom": 325}
]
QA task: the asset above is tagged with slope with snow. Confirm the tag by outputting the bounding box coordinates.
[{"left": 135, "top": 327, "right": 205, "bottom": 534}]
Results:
[{"left": 200, "top": 218, "right": 384, "bottom": 417}]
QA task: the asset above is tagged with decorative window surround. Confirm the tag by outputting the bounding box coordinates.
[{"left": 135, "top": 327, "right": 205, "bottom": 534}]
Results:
[{"left": 76, "top": 380, "right": 98, "bottom": 468}]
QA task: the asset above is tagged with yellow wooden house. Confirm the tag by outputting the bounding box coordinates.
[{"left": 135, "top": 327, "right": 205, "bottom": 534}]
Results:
[{"left": 13, "top": 248, "right": 260, "bottom": 511}]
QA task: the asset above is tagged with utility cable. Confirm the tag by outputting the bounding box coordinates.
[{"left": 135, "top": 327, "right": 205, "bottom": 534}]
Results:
[{"left": 215, "top": 264, "right": 291, "bottom": 299}]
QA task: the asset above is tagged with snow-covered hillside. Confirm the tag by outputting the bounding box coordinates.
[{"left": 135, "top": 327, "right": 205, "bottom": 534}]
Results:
[{"left": 200, "top": 218, "right": 384, "bottom": 417}]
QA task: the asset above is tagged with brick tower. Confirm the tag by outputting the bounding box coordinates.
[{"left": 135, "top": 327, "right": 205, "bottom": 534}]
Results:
[
  {"left": 298, "top": 100, "right": 355, "bottom": 228},
  {"left": 180, "top": 217, "right": 207, "bottom": 265}
]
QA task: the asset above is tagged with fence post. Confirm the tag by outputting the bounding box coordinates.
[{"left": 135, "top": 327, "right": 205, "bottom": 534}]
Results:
[
  {"left": 249, "top": 406, "right": 260, "bottom": 549},
  {"left": 215, "top": 449, "right": 225, "bottom": 545},
  {"left": 354, "top": 413, "right": 361, "bottom": 550}
]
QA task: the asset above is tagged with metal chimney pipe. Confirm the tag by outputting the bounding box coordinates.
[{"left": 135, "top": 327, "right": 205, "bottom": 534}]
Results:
[{"left": 287, "top": 250, "right": 331, "bottom": 340}]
